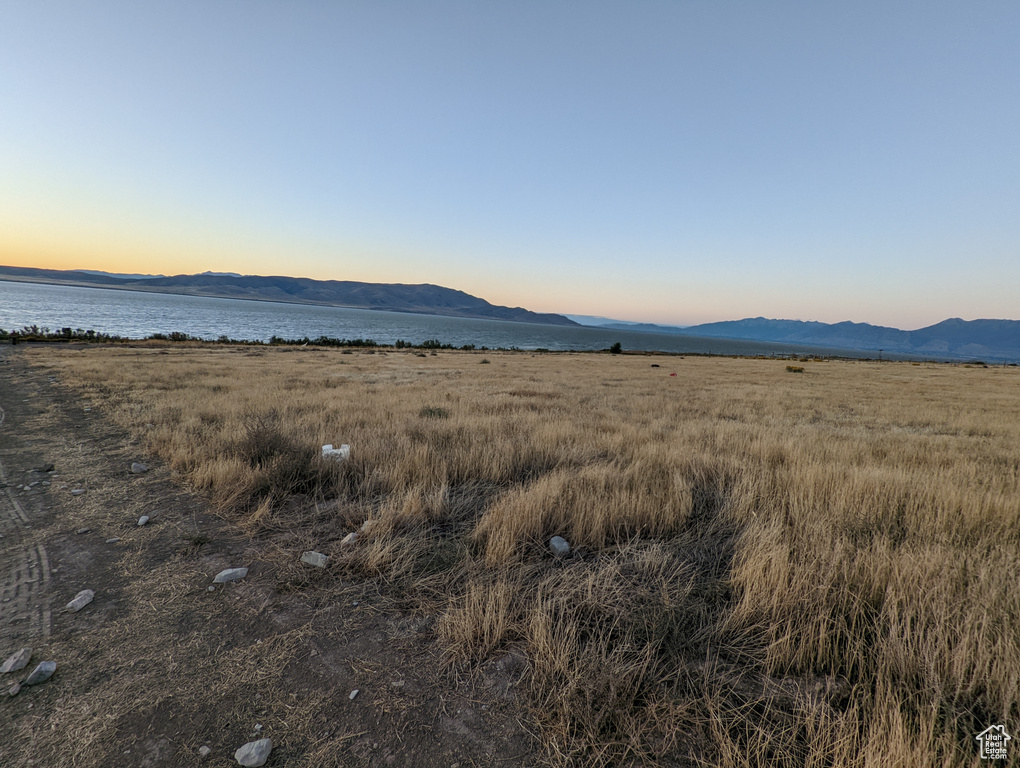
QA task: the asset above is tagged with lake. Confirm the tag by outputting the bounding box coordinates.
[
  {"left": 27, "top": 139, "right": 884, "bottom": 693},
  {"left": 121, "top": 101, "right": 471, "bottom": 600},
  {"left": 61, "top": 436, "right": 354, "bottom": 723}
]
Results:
[{"left": 0, "top": 279, "right": 868, "bottom": 357}]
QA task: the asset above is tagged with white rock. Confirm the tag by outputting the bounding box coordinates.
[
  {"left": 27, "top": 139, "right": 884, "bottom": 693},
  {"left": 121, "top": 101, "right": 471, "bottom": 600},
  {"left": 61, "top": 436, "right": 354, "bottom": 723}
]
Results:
[
  {"left": 23, "top": 661, "right": 57, "bottom": 686},
  {"left": 549, "top": 536, "right": 571, "bottom": 558},
  {"left": 234, "top": 737, "right": 272, "bottom": 767},
  {"left": 213, "top": 567, "right": 249, "bottom": 584},
  {"left": 66, "top": 589, "right": 95, "bottom": 612},
  {"left": 349, "top": 689, "right": 359, "bottom": 700},
  {"left": 130, "top": 462, "right": 149, "bottom": 474},
  {"left": 321, "top": 443, "right": 351, "bottom": 461},
  {"left": 340, "top": 532, "right": 359, "bottom": 547},
  {"left": 137, "top": 515, "right": 150, "bottom": 526},
  {"left": 70, "top": 488, "right": 85, "bottom": 496},
  {"left": 106, "top": 538, "right": 121, "bottom": 544},
  {"left": 1, "top": 647, "right": 32, "bottom": 674},
  {"left": 300, "top": 551, "right": 329, "bottom": 568},
  {"left": 198, "top": 745, "right": 211, "bottom": 758}
]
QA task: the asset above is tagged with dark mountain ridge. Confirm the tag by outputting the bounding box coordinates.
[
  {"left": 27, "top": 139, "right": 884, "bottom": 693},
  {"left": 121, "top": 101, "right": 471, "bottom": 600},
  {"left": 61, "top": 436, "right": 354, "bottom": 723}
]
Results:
[
  {"left": 0, "top": 265, "right": 578, "bottom": 327},
  {"left": 676, "top": 316, "right": 1020, "bottom": 361}
]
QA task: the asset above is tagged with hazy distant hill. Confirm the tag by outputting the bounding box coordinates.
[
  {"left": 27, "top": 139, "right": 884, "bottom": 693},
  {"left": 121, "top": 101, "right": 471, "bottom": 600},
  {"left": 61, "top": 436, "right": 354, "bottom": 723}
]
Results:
[
  {"left": 0, "top": 266, "right": 578, "bottom": 327},
  {"left": 597, "top": 321, "right": 693, "bottom": 335},
  {"left": 683, "top": 317, "right": 1020, "bottom": 361},
  {"left": 559, "top": 315, "right": 1019, "bottom": 361}
]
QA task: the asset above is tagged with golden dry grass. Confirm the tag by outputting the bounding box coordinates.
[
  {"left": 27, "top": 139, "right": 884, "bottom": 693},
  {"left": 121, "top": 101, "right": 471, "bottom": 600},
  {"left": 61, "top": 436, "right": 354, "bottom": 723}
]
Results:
[{"left": 30, "top": 345, "right": 1020, "bottom": 766}]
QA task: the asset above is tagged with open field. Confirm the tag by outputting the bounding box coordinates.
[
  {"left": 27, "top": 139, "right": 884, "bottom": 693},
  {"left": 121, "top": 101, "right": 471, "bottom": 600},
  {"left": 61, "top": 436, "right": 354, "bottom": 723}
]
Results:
[{"left": 15, "top": 345, "right": 1020, "bottom": 766}]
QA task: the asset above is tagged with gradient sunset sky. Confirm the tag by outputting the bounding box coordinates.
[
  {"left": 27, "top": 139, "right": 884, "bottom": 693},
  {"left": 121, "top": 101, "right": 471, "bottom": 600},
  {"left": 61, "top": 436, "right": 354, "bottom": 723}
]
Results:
[{"left": 2, "top": 2, "right": 1018, "bottom": 327}]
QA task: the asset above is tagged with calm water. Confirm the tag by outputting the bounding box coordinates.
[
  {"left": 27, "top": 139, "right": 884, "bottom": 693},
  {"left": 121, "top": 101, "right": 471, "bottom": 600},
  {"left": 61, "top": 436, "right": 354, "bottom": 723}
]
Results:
[{"left": 0, "top": 279, "right": 866, "bottom": 357}]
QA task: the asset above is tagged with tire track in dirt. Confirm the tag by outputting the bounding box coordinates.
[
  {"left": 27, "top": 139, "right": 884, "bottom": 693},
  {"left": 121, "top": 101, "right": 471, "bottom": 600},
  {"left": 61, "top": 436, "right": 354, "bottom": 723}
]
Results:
[
  {"left": 0, "top": 401, "right": 52, "bottom": 641},
  {"left": 0, "top": 403, "right": 32, "bottom": 526}
]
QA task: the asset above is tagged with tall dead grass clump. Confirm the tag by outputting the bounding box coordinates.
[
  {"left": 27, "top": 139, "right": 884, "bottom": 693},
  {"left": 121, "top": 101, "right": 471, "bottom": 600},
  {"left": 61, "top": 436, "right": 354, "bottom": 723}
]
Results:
[{"left": 220, "top": 410, "right": 343, "bottom": 517}]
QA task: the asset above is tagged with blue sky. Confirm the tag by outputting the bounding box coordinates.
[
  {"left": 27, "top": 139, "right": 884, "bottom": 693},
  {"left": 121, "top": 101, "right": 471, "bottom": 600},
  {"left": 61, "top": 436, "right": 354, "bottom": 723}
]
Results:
[{"left": 2, "top": 1, "right": 1018, "bottom": 327}]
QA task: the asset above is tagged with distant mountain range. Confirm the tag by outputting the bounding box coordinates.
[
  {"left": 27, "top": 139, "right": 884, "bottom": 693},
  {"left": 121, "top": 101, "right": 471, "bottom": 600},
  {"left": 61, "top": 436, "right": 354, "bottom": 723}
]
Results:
[
  {"left": 2, "top": 265, "right": 1017, "bottom": 359},
  {"left": 592, "top": 316, "right": 1020, "bottom": 361},
  {"left": 0, "top": 265, "right": 578, "bottom": 327}
]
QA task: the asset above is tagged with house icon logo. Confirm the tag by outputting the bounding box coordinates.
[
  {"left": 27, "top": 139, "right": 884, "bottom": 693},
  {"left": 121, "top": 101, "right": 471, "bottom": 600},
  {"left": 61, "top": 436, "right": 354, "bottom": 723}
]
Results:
[{"left": 976, "top": 725, "right": 1011, "bottom": 760}]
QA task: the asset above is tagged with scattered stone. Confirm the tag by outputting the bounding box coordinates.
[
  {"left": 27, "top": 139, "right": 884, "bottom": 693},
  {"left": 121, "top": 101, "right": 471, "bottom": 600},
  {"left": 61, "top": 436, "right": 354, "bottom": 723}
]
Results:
[
  {"left": 70, "top": 488, "right": 85, "bottom": 496},
  {"left": 1, "top": 647, "right": 32, "bottom": 674},
  {"left": 198, "top": 745, "right": 211, "bottom": 758},
  {"left": 213, "top": 567, "right": 248, "bottom": 584},
  {"left": 391, "top": 680, "right": 405, "bottom": 688},
  {"left": 300, "top": 551, "right": 329, "bottom": 568},
  {"left": 35, "top": 463, "right": 55, "bottom": 473},
  {"left": 75, "top": 527, "right": 90, "bottom": 535},
  {"left": 106, "top": 538, "right": 121, "bottom": 544},
  {"left": 234, "top": 737, "right": 272, "bottom": 767},
  {"left": 549, "top": 536, "right": 571, "bottom": 558},
  {"left": 8, "top": 682, "right": 21, "bottom": 696},
  {"left": 340, "top": 532, "right": 359, "bottom": 547},
  {"left": 321, "top": 443, "right": 351, "bottom": 461},
  {"left": 137, "top": 515, "right": 150, "bottom": 526},
  {"left": 130, "top": 462, "right": 149, "bottom": 474},
  {"left": 207, "top": 586, "right": 216, "bottom": 592},
  {"left": 23, "top": 661, "right": 57, "bottom": 686},
  {"left": 66, "top": 589, "right": 95, "bottom": 612},
  {"left": 349, "top": 689, "right": 359, "bottom": 700},
  {"left": 359, "top": 519, "right": 378, "bottom": 535}
]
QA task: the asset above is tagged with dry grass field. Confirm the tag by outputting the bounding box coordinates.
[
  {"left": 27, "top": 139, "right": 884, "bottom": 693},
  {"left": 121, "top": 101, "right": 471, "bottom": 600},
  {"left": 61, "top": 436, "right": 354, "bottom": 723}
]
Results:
[{"left": 28, "top": 344, "right": 1020, "bottom": 766}]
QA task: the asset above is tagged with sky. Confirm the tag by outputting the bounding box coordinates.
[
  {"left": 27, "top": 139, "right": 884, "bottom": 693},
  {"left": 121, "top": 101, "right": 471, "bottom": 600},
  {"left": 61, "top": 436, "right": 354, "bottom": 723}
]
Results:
[{"left": 2, "top": 2, "right": 1018, "bottom": 328}]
